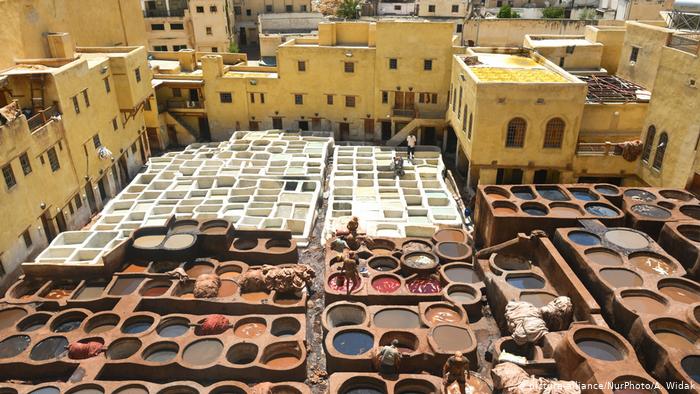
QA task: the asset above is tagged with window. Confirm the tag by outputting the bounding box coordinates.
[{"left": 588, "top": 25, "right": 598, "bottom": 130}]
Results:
[
  {"left": 246, "top": 9, "right": 252, "bottom": 15},
  {"left": 68, "top": 201, "right": 74, "bottom": 214},
  {"left": 428, "top": 4, "right": 435, "bottom": 11},
  {"left": 301, "top": 4, "right": 307, "bottom": 10},
  {"left": 394, "top": 4, "right": 401, "bottom": 10},
  {"left": 211, "top": 47, "right": 218, "bottom": 53},
  {"left": 206, "top": 27, "right": 213, "bottom": 35},
  {"left": 344, "top": 62, "right": 354, "bottom": 73},
  {"left": 298, "top": 60, "right": 306, "bottom": 71},
  {"left": 250, "top": 93, "right": 255, "bottom": 103},
  {"left": 104, "top": 78, "right": 111, "bottom": 93},
  {"left": 285, "top": 4, "right": 293, "bottom": 11},
  {"left": 630, "top": 46, "right": 640, "bottom": 62},
  {"left": 652, "top": 132, "right": 668, "bottom": 170},
  {"left": 173, "top": 88, "right": 182, "bottom": 97},
  {"left": 419, "top": 93, "right": 437, "bottom": 104},
  {"left": 452, "top": 4, "right": 459, "bottom": 12},
  {"left": 389, "top": 58, "right": 397, "bottom": 69},
  {"left": 641, "top": 126, "right": 655, "bottom": 162},
  {"left": 210, "top": 5, "right": 217, "bottom": 12},
  {"left": 82, "top": 90, "right": 90, "bottom": 107},
  {"left": 135, "top": 67, "right": 141, "bottom": 82},
  {"left": 452, "top": 88, "right": 456, "bottom": 111},
  {"left": 74, "top": 194, "right": 82, "bottom": 209},
  {"left": 48, "top": 147, "right": 60, "bottom": 172},
  {"left": 131, "top": 143, "right": 137, "bottom": 154},
  {"left": 144, "top": 99, "right": 152, "bottom": 111},
  {"left": 462, "top": 106, "right": 468, "bottom": 132},
  {"left": 2, "top": 164, "right": 16, "bottom": 189},
  {"left": 19, "top": 153, "right": 31, "bottom": 175},
  {"left": 151, "top": 23, "right": 165, "bottom": 30},
  {"left": 154, "top": 45, "right": 167, "bottom": 51},
  {"left": 381, "top": 91, "right": 388, "bottom": 104},
  {"left": 170, "top": 23, "right": 184, "bottom": 30},
  {"left": 260, "top": 93, "right": 265, "bottom": 104},
  {"left": 266, "top": 5, "right": 273, "bottom": 11},
  {"left": 424, "top": 59, "right": 432, "bottom": 71},
  {"left": 345, "top": 96, "right": 356, "bottom": 107},
  {"left": 196, "top": 6, "right": 204, "bottom": 12},
  {"left": 456, "top": 24, "right": 463, "bottom": 33},
  {"left": 294, "top": 94, "right": 303, "bottom": 105},
  {"left": 543, "top": 118, "right": 565, "bottom": 148},
  {"left": 173, "top": 45, "right": 188, "bottom": 51},
  {"left": 93, "top": 134, "right": 102, "bottom": 148},
  {"left": 458, "top": 86, "right": 463, "bottom": 118},
  {"left": 0, "top": 261, "right": 5, "bottom": 277},
  {"left": 468, "top": 114, "right": 473, "bottom": 139},
  {"left": 234, "top": 6, "right": 241, "bottom": 14},
  {"left": 272, "top": 117, "right": 283, "bottom": 129},
  {"left": 22, "top": 229, "right": 32, "bottom": 248},
  {"left": 112, "top": 117, "right": 119, "bottom": 131},
  {"left": 327, "top": 94, "right": 334, "bottom": 105},
  {"left": 506, "top": 117, "right": 526, "bottom": 147},
  {"left": 72, "top": 96, "right": 80, "bottom": 114},
  {"left": 220, "top": 92, "right": 233, "bottom": 103}
]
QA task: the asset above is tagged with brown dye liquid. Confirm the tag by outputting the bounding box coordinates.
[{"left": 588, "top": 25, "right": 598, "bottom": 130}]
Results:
[
  {"left": 179, "top": 292, "right": 195, "bottom": 299},
  {"left": 434, "top": 229, "right": 465, "bottom": 242},
  {"left": 109, "top": 278, "right": 144, "bottom": 295},
  {"left": 426, "top": 307, "right": 461, "bottom": 323},
  {"left": 43, "top": 288, "right": 73, "bottom": 299},
  {"left": 550, "top": 206, "right": 580, "bottom": 217},
  {"left": 149, "top": 261, "right": 180, "bottom": 273},
  {"left": 219, "top": 271, "right": 241, "bottom": 280},
  {"left": 163, "top": 234, "right": 195, "bottom": 249},
  {"left": 217, "top": 280, "right": 238, "bottom": 297},
  {"left": 520, "top": 293, "right": 556, "bottom": 307},
  {"left": 75, "top": 285, "right": 105, "bottom": 300},
  {"left": 493, "top": 206, "right": 516, "bottom": 215},
  {"left": 654, "top": 331, "right": 696, "bottom": 349},
  {"left": 660, "top": 286, "right": 700, "bottom": 304},
  {"left": 600, "top": 269, "right": 643, "bottom": 288},
  {"left": 621, "top": 296, "right": 667, "bottom": 315},
  {"left": 438, "top": 242, "right": 469, "bottom": 258},
  {"left": 89, "top": 323, "right": 117, "bottom": 334},
  {"left": 433, "top": 326, "right": 472, "bottom": 351},
  {"left": 373, "top": 309, "right": 421, "bottom": 329},
  {"left": 265, "top": 355, "right": 299, "bottom": 368},
  {"left": 487, "top": 193, "right": 508, "bottom": 200},
  {"left": 143, "top": 285, "right": 170, "bottom": 297},
  {"left": 123, "top": 264, "right": 148, "bottom": 273},
  {"left": 241, "top": 291, "right": 269, "bottom": 301},
  {"left": 234, "top": 322, "right": 266, "bottom": 338},
  {"left": 186, "top": 264, "right": 214, "bottom": 277},
  {"left": 0, "top": 309, "right": 28, "bottom": 331},
  {"left": 587, "top": 251, "right": 622, "bottom": 266},
  {"left": 133, "top": 235, "right": 165, "bottom": 248},
  {"left": 182, "top": 340, "right": 223, "bottom": 365},
  {"left": 629, "top": 255, "right": 675, "bottom": 276},
  {"left": 370, "top": 248, "right": 393, "bottom": 256}
]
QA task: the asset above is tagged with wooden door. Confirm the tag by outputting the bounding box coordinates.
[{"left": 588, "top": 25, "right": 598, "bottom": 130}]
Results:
[{"left": 405, "top": 92, "right": 415, "bottom": 109}]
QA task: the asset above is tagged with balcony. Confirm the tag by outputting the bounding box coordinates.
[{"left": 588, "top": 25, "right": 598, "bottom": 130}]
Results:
[
  {"left": 164, "top": 99, "right": 204, "bottom": 111},
  {"left": 27, "top": 106, "right": 60, "bottom": 132},
  {"left": 392, "top": 108, "right": 416, "bottom": 118},
  {"left": 144, "top": 8, "right": 186, "bottom": 18},
  {"left": 575, "top": 142, "right": 624, "bottom": 156}
]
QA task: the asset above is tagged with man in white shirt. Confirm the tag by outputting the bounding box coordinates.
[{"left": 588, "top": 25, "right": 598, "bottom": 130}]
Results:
[{"left": 406, "top": 134, "right": 416, "bottom": 161}]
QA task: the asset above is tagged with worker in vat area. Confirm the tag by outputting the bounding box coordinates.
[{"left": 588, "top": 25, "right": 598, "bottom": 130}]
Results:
[
  {"left": 337, "top": 251, "right": 360, "bottom": 295},
  {"left": 406, "top": 134, "right": 417, "bottom": 161},
  {"left": 391, "top": 155, "right": 405, "bottom": 177},
  {"left": 443, "top": 351, "right": 470, "bottom": 394},
  {"left": 375, "top": 339, "right": 402, "bottom": 375}
]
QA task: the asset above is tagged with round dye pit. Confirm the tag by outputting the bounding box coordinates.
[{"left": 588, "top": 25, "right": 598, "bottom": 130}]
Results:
[
  {"left": 653, "top": 330, "right": 697, "bottom": 349},
  {"left": 511, "top": 187, "right": 535, "bottom": 200},
  {"left": 432, "top": 325, "right": 472, "bottom": 352},
  {"left": 484, "top": 186, "right": 510, "bottom": 200},
  {"left": 157, "top": 319, "right": 190, "bottom": 338},
  {"left": 549, "top": 203, "right": 582, "bottom": 218},
  {"left": 570, "top": 189, "right": 598, "bottom": 201},
  {"left": 379, "top": 333, "right": 418, "bottom": 354},
  {"left": 506, "top": 275, "right": 545, "bottom": 290},
  {"left": 402, "top": 240, "right": 433, "bottom": 254},
  {"left": 271, "top": 317, "right": 301, "bottom": 337},
  {"left": 576, "top": 339, "right": 623, "bottom": 361},
  {"left": 86, "top": 315, "right": 120, "bottom": 334},
  {"left": 185, "top": 262, "right": 215, "bottom": 277},
  {"left": 585, "top": 249, "right": 623, "bottom": 266},
  {"left": 123, "top": 263, "right": 148, "bottom": 273},
  {"left": 660, "top": 189, "right": 694, "bottom": 201},
  {"left": 493, "top": 254, "right": 531, "bottom": 271},
  {"left": 67, "top": 385, "right": 104, "bottom": 394},
  {"left": 520, "top": 292, "right": 557, "bottom": 307},
  {"left": 628, "top": 253, "right": 675, "bottom": 276},
  {"left": 493, "top": 201, "right": 518, "bottom": 215},
  {"left": 122, "top": 317, "right": 154, "bottom": 334},
  {"left": 679, "top": 225, "right": 700, "bottom": 242},
  {"left": 233, "top": 238, "right": 258, "bottom": 250},
  {"left": 373, "top": 309, "right": 421, "bottom": 329},
  {"left": 425, "top": 306, "right": 461, "bottom": 324},
  {"left": 182, "top": 339, "right": 223, "bottom": 365},
  {"left": 594, "top": 185, "right": 619, "bottom": 195},
  {"left": 536, "top": 187, "right": 568, "bottom": 201},
  {"left": 0, "top": 308, "right": 28, "bottom": 331},
  {"left": 433, "top": 228, "right": 467, "bottom": 243},
  {"left": 369, "top": 247, "right": 394, "bottom": 256},
  {"left": 568, "top": 231, "right": 600, "bottom": 246},
  {"left": 682, "top": 356, "right": 700, "bottom": 383},
  {"left": 328, "top": 273, "right": 361, "bottom": 293},
  {"left": 448, "top": 290, "right": 477, "bottom": 303},
  {"left": 141, "top": 284, "right": 171, "bottom": 297},
  {"left": 585, "top": 203, "right": 619, "bottom": 217},
  {"left": 444, "top": 266, "right": 479, "bottom": 283},
  {"left": 624, "top": 189, "right": 657, "bottom": 202},
  {"left": 658, "top": 201, "right": 676, "bottom": 210},
  {"left": 106, "top": 338, "right": 142, "bottom": 360},
  {"left": 333, "top": 331, "right": 374, "bottom": 355},
  {"left": 263, "top": 349, "right": 301, "bottom": 369},
  {"left": 143, "top": 343, "right": 179, "bottom": 363},
  {"left": 234, "top": 319, "right": 267, "bottom": 338},
  {"left": 52, "top": 312, "right": 86, "bottom": 333},
  {"left": 0, "top": 335, "right": 30, "bottom": 358},
  {"left": 30, "top": 336, "right": 68, "bottom": 360},
  {"left": 344, "top": 387, "right": 386, "bottom": 394},
  {"left": 266, "top": 239, "right": 292, "bottom": 252},
  {"left": 217, "top": 264, "right": 243, "bottom": 280},
  {"left": 201, "top": 220, "right": 229, "bottom": 234},
  {"left": 368, "top": 257, "right": 399, "bottom": 272},
  {"left": 74, "top": 284, "right": 106, "bottom": 300},
  {"left": 240, "top": 291, "right": 270, "bottom": 302},
  {"left": 29, "top": 387, "right": 60, "bottom": 394},
  {"left": 621, "top": 294, "right": 667, "bottom": 315},
  {"left": 43, "top": 287, "right": 74, "bottom": 299},
  {"left": 611, "top": 379, "right": 658, "bottom": 394},
  {"left": 600, "top": 269, "right": 643, "bottom": 288},
  {"left": 217, "top": 280, "right": 239, "bottom": 297},
  {"left": 680, "top": 205, "right": 700, "bottom": 220},
  {"left": 163, "top": 234, "right": 195, "bottom": 249},
  {"left": 406, "top": 277, "right": 441, "bottom": 294},
  {"left": 108, "top": 278, "right": 144, "bottom": 296},
  {"left": 326, "top": 305, "right": 366, "bottom": 328},
  {"left": 403, "top": 252, "right": 437, "bottom": 270},
  {"left": 437, "top": 242, "right": 470, "bottom": 259},
  {"left": 17, "top": 313, "right": 50, "bottom": 332},
  {"left": 148, "top": 261, "right": 180, "bottom": 274},
  {"left": 659, "top": 283, "right": 700, "bottom": 304},
  {"left": 372, "top": 276, "right": 401, "bottom": 293},
  {"left": 171, "top": 221, "right": 198, "bottom": 233},
  {"left": 630, "top": 204, "right": 671, "bottom": 219},
  {"left": 522, "top": 203, "right": 547, "bottom": 216},
  {"left": 227, "top": 343, "right": 258, "bottom": 365},
  {"left": 113, "top": 385, "right": 149, "bottom": 394},
  {"left": 394, "top": 380, "right": 438, "bottom": 394},
  {"left": 132, "top": 234, "right": 165, "bottom": 249},
  {"left": 604, "top": 230, "right": 649, "bottom": 250}
]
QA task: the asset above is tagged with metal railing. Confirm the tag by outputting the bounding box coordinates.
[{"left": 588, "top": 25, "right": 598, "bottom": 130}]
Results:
[
  {"left": 668, "top": 33, "right": 700, "bottom": 55},
  {"left": 575, "top": 142, "right": 623, "bottom": 156},
  {"left": 392, "top": 108, "right": 416, "bottom": 118},
  {"left": 166, "top": 99, "right": 204, "bottom": 109},
  {"left": 144, "top": 8, "right": 186, "bottom": 18},
  {"left": 27, "top": 106, "right": 60, "bottom": 131}
]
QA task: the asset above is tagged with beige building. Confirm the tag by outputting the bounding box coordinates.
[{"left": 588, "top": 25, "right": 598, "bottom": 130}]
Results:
[
  {"left": 142, "top": 0, "right": 235, "bottom": 52},
  {"left": 232, "top": 0, "right": 313, "bottom": 48}
]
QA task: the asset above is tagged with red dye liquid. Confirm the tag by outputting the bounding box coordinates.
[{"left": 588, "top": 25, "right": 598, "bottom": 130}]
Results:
[
  {"left": 372, "top": 277, "right": 401, "bottom": 293},
  {"left": 406, "top": 277, "right": 441, "bottom": 294},
  {"left": 328, "top": 273, "right": 361, "bottom": 293}
]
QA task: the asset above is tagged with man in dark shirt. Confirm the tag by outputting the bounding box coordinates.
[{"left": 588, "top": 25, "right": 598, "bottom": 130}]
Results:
[{"left": 443, "top": 351, "right": 470, "bottom": 394}]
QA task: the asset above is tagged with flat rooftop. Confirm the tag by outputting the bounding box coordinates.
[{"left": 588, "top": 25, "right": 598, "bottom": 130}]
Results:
[
  {"left": 465, "top": 53, "right": 568, "bottom": 83},
  {"left": 528, "top": 38, "right": 595, "bottom": 47}
]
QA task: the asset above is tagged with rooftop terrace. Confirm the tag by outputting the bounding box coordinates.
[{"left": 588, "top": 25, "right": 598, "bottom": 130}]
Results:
[{"left": 464, "top": 53, "right": 569, "bottom": 83}]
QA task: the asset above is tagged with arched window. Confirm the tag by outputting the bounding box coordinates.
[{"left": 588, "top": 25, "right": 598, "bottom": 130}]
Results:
[
  {"left": 641, "top": 125, "right": 655, "bottom": 163},
  {"left": 652, "top": 132, "right": 668, "bottom": 170},
  {"left": 506, "top": 117, "right": 526, "bottom": 147},
  {"left": 543, "top": 118, "right": 565, "bottom": 148}
]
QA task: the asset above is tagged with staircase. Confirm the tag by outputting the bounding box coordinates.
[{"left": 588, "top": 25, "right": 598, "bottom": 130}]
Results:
[
  {"left": 164, "top": 112, "right": 199, "bottom": 145},
  {"left": 385, "top": 117, "right": 445, "bottom": 146}
]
